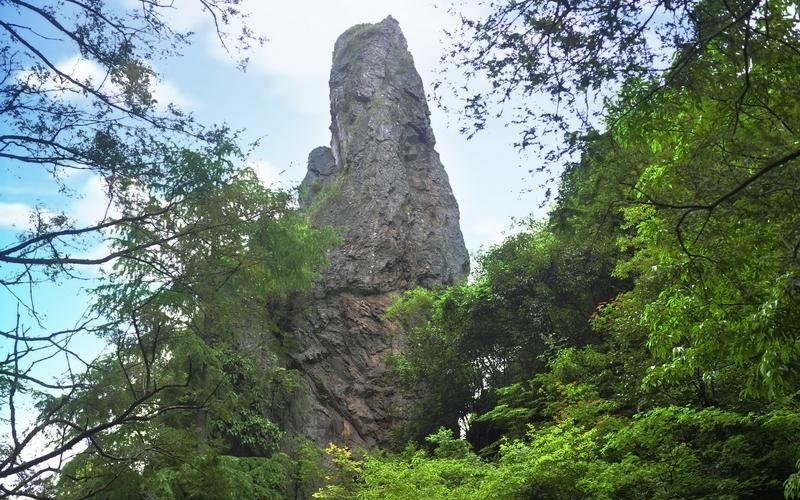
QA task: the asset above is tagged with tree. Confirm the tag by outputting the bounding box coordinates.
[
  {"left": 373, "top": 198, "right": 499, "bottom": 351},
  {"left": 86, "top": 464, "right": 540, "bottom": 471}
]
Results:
[
  {"left": 406, "top": 0, "right": 800, "bottom": 492},
  {"left": 555, "top": 0, "right": 800, "bottom": 401},
  {"left": 442, "top": 1, "right": 800, "bottom": 171},
  {"left": 444, "top": 0, "right": 800, "bottom": 407},
  {"left": 4, "top": 157, "right": 335, "bottom": 497},
  {"left": 0, "top": 1, "right": 305, "bottom": 496},
  {"left": 386, "top": 213, "right": 626, "bottom": 448},
  {"left": 37, "top": 167, "right": 334, "bottom": 500},
  {"left": 1, "top": 0, "right": 263, "bottom": 277}
]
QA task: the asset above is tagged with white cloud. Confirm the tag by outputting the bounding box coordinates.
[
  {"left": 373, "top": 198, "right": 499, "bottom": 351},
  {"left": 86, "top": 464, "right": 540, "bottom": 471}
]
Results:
[
  {"left": 117, "top": 0, "right": 208, "bottom": 34},
  {"left": 57, "top": 56, "right": 108, "bottom": 86},
  {"left": 15, "top": 56, "right": 105, "bottom": 100},
  {"left": 18, "top": 54, "right": 196, "bottom": 111},
  {"left": 200, "top": 0, "right": 467, "bottom": 115},
  {"left": 0, "top": 202, "right": 36, "bottom": 229},
  {"left": 58, "top": 55, "right": 197, "bottom": 111},
  {"left": 150, "top": 78, "right": 198, "bottom": 110},
  {"left": 467, "top": 215, "right": 519, "bottom": 250},
  {"left": 244, "top": 0, "right": 457, "bottom": 77},
  {"left": 247, "top": 159, "right": 288, "bottom": 188},
  {"left": 82, "top": 240, "right": 118, "bottom": 276},
  {"left": 70, "top": 176, "right": 119, "bottom": 226},
  {"left": 0, "top": 177, "right": 121, "bottom": 231}
]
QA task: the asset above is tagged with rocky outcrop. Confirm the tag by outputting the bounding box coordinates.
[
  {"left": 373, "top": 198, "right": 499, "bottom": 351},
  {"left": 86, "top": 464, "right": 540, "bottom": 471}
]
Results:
[{"left": 288, "top": 16, "right": 469, "bottom": 448}]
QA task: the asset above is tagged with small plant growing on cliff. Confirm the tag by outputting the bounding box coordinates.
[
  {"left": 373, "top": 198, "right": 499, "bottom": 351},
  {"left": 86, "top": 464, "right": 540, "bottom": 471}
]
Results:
[{"left": 314, "top": 444, "right": 364, "bottom": 500}]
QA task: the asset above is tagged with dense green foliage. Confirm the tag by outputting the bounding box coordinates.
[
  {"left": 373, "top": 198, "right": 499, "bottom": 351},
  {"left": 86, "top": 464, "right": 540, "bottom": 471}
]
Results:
[
  {"left": 36, "top": 163, "right": 336, "bottom": 499},
  {"left": 320, "top": 1, "right": 800, "bottom": 498},
  {"left": 0, "top": 2, "right": 271, "bottom": 496}
]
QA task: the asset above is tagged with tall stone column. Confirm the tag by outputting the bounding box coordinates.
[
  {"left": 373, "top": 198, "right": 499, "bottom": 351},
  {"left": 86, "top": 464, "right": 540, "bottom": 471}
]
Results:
[{"left": 290, "top": 16, "right": 469, "bottom": 448}]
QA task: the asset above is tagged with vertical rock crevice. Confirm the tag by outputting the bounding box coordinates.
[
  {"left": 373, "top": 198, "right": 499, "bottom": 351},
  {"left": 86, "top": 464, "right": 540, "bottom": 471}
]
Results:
[{"left": 290, "top": 16, "right": 469, "bottom": 448}]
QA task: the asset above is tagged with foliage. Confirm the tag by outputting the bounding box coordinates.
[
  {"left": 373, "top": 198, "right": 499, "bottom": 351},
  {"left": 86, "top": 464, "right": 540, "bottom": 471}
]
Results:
[
  {"left": 385, "top": 285, "right": 485, "bottom": 441},
  {"left": 0, "top": 1, "right": 273, "bottom": 495},
  {"left": 386, "top": 210, "right": 626, "bottom": 445},
  {"left": 363, "top": 2, "right": 800, "bottom": 499},
  {"left": 314, "top": 444, "right": 365, "bottom": 500},
  {"left": 320, "top": 384, "right": 799, "bottom": 500},
  {"left": 425, "top": 427, "right": 473, "bottom": 459},
  {"left": 0, "top": 0, "right": 263, "bottom": 281},
  {"left": 440, "top": 1, "right": 798, "bottom": 168},
  {"left": 30, "top": 163, "right": 335, "bottom": 499},
  {"left": 564, "top": 0, "right": 800, "bottom": 402},
  {"left": 315, "top": 435, "right": 488, "bottom": 500}
]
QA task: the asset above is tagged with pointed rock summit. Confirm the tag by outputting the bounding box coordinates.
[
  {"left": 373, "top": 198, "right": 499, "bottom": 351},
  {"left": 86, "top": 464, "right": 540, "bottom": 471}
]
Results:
[
  {"left": 289, "top": 16, "right": 469, "bottom": 448},
  {"left": 301, "top": 16, "right": 468, "bottom": 290}
]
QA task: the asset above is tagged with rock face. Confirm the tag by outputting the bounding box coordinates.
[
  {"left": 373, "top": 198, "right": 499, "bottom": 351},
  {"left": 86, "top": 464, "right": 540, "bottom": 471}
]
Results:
[{"left": 289, "top": 16, "right": 469, "bottom": 448}]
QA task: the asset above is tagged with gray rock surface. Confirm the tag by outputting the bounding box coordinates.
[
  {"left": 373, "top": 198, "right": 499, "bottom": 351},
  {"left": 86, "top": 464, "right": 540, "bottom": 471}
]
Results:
[
  {"left": 288, "top": 16, "right": 469, "bottom": 448},
  {"left": 299, "top": 146, "right": 337, "bottom": 210}
]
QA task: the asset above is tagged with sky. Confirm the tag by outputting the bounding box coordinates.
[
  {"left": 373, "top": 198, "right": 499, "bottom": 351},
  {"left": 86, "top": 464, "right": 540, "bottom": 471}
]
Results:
[{"left": 0, "top": 1, "right": 554, "bottom": 371}]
